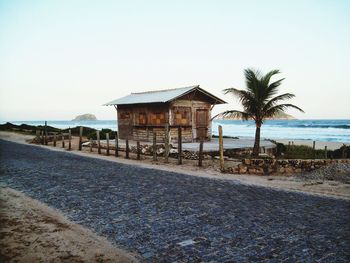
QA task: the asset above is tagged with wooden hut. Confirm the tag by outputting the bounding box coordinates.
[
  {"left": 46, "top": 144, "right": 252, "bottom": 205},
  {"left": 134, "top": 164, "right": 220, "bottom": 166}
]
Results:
[{"left": 104, "top": 85, "right": 226, "bottom": 143}]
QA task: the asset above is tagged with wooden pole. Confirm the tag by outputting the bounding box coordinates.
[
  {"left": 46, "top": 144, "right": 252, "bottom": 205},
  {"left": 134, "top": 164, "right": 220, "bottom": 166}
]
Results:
[
  {"left": 68, "top": 129, "right": 71, "bottom": 150},
  {"left": 219, "top": 125, "right": 224, "bottom": 171},
  {"left": 90, "top": 138, "right": 93, "bottom": 152},
  {"left": 79, "top": 126, "right": 83, "bottom": 151},
  {"left": 106, "top": 132, "right": 110, "bottom": 156},
  {"left": 44, "top": 121, "right": 48, "bottom": 145},
  {"left": 125, "top": 136, "right": 129, "bottom": 159},
  {"left": 115, "top": 131, "right": 119, "bottom": 157},
  {"left": 178, "top": 127, "right": 182, "bottom": 165},
  {"left": 325, "top": 146, "right": 328, "bottom": 159},
  {"left": 198, "top": 139, "right": 204, "bottom": 167},
  {"left": 41, "top": 131, "right": 44, "bottom": 145},
  {"left": 137, "top": 141, "right": 141, "bottom": 160},
  {"left": 153, "top": 132, "right": 157, "bottom": 161},
  {"left": 62, "top": 134, "right": 65, "bottom": 148},
  {"left": 164, "top": 124, "right": 169, "bottom": 163},
  {"left": 97, "top": 130, "right": 101, "bottom": 154},
  {"left": 53, "top": 133, "right": 57, "bottom": 147}
]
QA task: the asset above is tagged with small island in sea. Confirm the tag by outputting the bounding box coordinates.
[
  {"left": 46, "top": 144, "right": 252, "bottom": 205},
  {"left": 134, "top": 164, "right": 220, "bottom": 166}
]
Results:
[{"left": 72, "top": 113, "right": 97, "bottom": 121}]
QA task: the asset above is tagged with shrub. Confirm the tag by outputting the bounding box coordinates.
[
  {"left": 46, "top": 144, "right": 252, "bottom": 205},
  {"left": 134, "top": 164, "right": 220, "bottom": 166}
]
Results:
[{"left": 87, "top": 129, "right": 116, "bottom": 140}]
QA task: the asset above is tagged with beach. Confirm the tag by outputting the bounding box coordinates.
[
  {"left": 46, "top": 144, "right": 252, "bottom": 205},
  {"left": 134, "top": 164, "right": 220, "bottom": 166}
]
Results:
[{"left": 0, "top": 187, "right": 138, "bottom": 263}]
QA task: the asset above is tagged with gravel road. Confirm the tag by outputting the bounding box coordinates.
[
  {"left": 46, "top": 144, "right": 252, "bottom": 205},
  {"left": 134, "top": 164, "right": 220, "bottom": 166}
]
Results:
[{"left": 0, "top": 139, "right": 349, "bottom": 262}]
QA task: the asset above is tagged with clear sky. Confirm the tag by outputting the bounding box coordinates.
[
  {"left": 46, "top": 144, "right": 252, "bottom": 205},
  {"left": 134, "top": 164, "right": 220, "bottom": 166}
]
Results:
[{"left": 0, "top": 0, "right": 349, "bottom": 121}]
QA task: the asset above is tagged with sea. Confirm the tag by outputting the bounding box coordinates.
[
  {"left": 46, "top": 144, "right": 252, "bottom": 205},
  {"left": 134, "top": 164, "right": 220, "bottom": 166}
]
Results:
[{"left": 2, "top": 119, "right": 350, "bottom": 143}]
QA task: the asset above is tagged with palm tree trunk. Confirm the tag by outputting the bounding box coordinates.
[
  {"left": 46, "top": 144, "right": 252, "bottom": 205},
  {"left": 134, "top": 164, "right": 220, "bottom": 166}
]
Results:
[{"left": 253, "top": 125, "right": 261, "bottom": 157}]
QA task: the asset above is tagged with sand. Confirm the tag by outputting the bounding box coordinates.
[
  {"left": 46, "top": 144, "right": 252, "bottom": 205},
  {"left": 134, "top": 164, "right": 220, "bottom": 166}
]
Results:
[{"left": 0, "top": 187, "right": 138, "bottom": 263}]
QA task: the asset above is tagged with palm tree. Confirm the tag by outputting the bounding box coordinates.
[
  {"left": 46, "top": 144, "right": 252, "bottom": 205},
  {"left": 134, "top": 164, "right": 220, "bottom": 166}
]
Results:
[{"left": 217, "top": 68, "right": 304, "bottom": 156}]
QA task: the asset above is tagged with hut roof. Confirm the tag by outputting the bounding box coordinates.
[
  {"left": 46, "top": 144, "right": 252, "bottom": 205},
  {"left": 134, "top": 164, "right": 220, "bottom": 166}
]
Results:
[{"left": 104, "top": 85, "right": 226, "bottom": 106}]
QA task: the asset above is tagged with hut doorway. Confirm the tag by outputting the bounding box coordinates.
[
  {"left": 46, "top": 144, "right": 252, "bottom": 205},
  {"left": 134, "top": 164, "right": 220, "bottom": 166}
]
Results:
[{"left": 196, "top": 109, "right": 208, "bottom": 141}]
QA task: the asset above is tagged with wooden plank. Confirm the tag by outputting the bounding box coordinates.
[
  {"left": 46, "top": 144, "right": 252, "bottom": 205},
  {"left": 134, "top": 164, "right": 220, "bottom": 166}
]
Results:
[
  {"left": 137, "top": 141, "right": 141, "bottom": 160},
  {"left": 44, "top": 121, "right": 48, "bottom": 145},
  {"left": 90, "top": 138, "right": 93, "bottom": 152},
  {"left": 79, "top": 126, "right": 83, "bottom": 151},
  {"left": 97, "top": 130, "right": 101, "bottom": 154},
  {"left": 198, "top": 139, "right": 203, "bottom": 167},
  {"left": 164, "top": 124, "right": 169, "bottom": 163},
  {"left": 62, "top": 134, "right": 65, "bottom": 148},
  {"left": 115, "top": 131, "right": 119, "bottom": 157},
  {"left": 106, "top": 133, "right": 110, "bottom": 156},
  {"left": 178, "top": 127, "right": 182, "bottom": 165},
  {"left": 68, "top": 129, "right": 71, "bottom": 150},
  {"left": 219, "top": 125, "right": 224, "bottom": 171},
  {"left": 125, "top": 136, "right": 129, "bottom": 159},
  {"left": 53, "top": 133, "right": 56, "bottom": 147},
  {"left": 153, "top": 132, "right": 157, "bottom": 161}
]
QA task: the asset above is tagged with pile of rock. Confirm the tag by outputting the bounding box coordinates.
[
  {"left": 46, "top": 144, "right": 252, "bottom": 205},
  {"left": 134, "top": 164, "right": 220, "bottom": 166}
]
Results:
[
  {"left": 296, "top": 163, "right": 350, "bottom": 183},
  {"left": 225, "top": 158, "right": 350, "bottom": 176}
]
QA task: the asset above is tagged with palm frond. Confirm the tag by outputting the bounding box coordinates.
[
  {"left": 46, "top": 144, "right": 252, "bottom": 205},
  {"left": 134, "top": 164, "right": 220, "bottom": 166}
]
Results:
[
  {"left": 264, "top": 103, "right": 304, "bottom": 118},
  {"left": 265, "top": 78, "right": 285, "bottom": 98},
  {"left": 212, "top": 110, "right": 251, "bottom": 121},
  {"left": 263, "top": 93, "right": 296, "bottom": 112},
  {"left": 262, "top": 69, "right": 280, "bottom": 87}
]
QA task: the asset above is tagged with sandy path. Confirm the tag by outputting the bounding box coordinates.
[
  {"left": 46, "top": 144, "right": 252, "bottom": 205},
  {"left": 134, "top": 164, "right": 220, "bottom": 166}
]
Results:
[{"left": 0, "top": 187, "right": 138, "bottom": 263}]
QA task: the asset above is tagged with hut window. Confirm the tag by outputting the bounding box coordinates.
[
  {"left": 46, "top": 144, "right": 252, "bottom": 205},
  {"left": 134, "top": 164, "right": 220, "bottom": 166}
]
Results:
[
  {"left": 174, "top": 107, "right": 191, "bottom": 125},
  {"left": 138, "top": 112, "right": 147, "bottom": 125},
  {"left": 120, "top": 112, "right": 130, "bottom": 119},
  {"left": 150, "top": 112, "right": 165, "bottom": 125}
]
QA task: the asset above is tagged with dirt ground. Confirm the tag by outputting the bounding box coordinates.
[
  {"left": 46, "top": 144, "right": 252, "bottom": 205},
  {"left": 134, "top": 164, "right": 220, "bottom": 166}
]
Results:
[{"left": 0, "top": 187, "right": 138, "bottom": 263}]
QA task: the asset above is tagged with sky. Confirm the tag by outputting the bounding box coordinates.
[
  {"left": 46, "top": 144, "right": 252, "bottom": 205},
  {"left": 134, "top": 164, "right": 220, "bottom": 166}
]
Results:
[{"left": 0, "top": 0, "right": 349, "bottom": 121}]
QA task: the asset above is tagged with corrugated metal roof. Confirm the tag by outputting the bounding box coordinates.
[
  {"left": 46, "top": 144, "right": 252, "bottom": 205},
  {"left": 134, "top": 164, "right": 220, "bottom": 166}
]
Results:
[{"left": 104, "top": 85, "right": 226, "bottom": 106}]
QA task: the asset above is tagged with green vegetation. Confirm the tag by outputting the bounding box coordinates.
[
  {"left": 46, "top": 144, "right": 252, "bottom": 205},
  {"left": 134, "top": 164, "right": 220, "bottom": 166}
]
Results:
[
  {"left": 216, "top": 68, "right": 304, "bottom": 156},
  {"left": 275, "top": 143, "right": 349, "bottom": 159},
  {"left": 87, "top": 129, "right": 116, "bottom": 140}
]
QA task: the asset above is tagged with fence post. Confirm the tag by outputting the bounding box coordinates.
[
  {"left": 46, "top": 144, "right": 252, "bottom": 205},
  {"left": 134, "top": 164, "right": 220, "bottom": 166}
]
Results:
[
  {"left": 44, "top": 121, "right": 48, "bottom": 145},
  {"left": 97, "top": 130, "right": 101, "bottom": 154},
  {"left": 153, "top": 132, "right": 157, "bottom": 161},
  {"left": 313, "top": 141, "right": 316, "bottom": 158},
  {"left": 137, "top": 141, "right": 141, "bottom": 160},
  {"left": 198, "top": 139, "right": 204, "bottom": 167},
  {"left": 68, "top": 129, "right": 71, "bottom": 150},
  {"left": 325, "top": 146, "right": 328, "bottom": 159},
  {"left": 79, "top": 126, "right": 83, "bottom": 151},
  {"left": 219, "top": 125, "right": 224, "bottom": 171},
  {"left": 164, "top": 124, "right": 169, "bottom": 163},
  {"left": 342, "top": 145, "right": 346, "bottom": 159},
  {"left": 62, "top": 134, "right": 65, "bottom": 148},
  {"left": 106, "top": 132, "right": 110, "bottom": 156},
  {"left": 125, "top": 136, "right": 129, "bottom": 159},
  {"left": 53, "top": 133, "right": 57, "bottom": 147},
  {"left": 115, "top": 131, "right": 119, "bottom": 157},
  {"left": 90, "top": 138, "right": 93, "bottom": 152},
  {"left": 41, "top": 131, "right": 44, "bottom": 145},
  {"left": 178, "top": 127, "right": 182, "bottom": 165}
]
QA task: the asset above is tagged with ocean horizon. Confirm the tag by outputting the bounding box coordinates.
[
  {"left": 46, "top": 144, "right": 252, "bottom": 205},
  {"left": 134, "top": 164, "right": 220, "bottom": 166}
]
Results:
[{"left": 2, "top": 119, "right": 350, "bottom": 143}]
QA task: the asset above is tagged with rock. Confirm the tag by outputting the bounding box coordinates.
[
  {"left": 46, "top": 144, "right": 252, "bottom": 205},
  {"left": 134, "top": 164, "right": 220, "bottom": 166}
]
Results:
[
  {"left": 244, "top": 159, "right": 251, "bottom": 165},
  {"left": 72, "top": 113, "right": 97, "bottom": 121}
]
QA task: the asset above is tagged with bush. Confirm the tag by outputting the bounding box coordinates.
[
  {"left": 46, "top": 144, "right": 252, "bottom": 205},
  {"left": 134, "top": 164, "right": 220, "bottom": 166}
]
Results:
[{"left": 87, "top": 129, "right": 116, "bottom": 140}]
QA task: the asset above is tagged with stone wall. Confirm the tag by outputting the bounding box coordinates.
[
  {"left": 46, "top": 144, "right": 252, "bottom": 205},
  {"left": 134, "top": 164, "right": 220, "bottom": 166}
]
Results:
[{"left": 225, "top": 158, "right": 350, "bottom": 175}]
